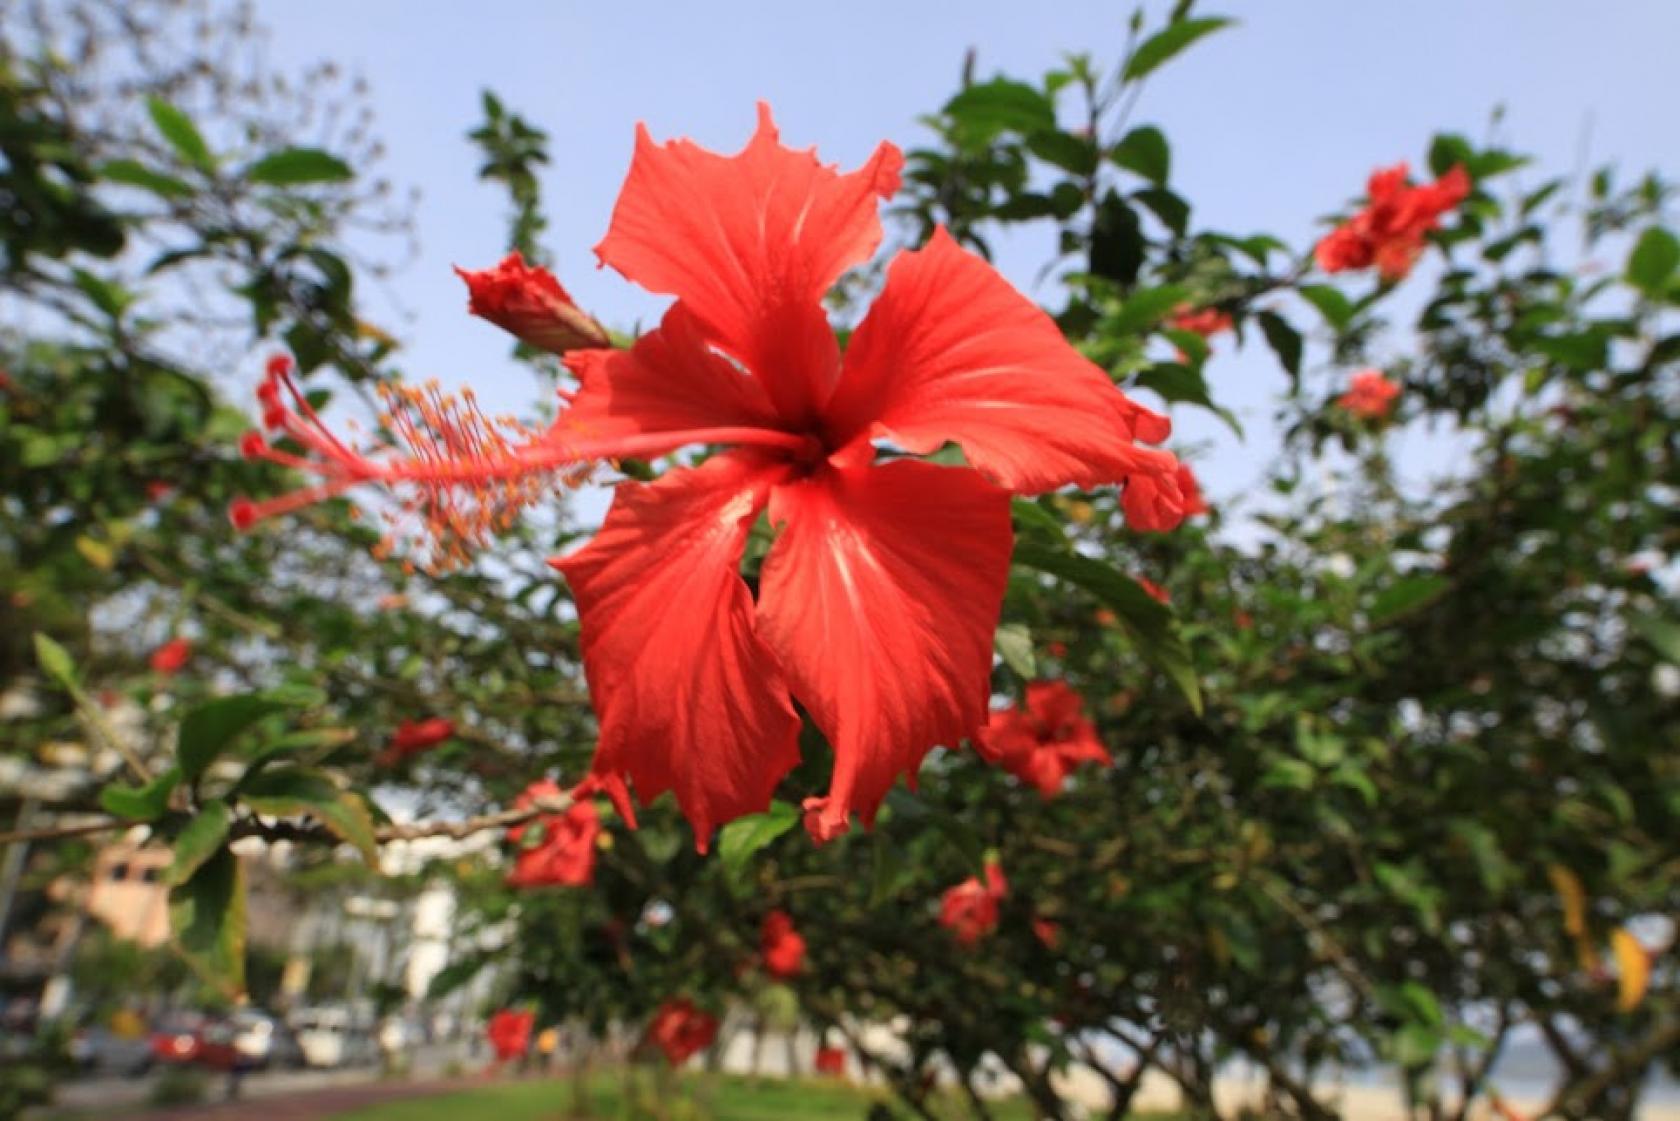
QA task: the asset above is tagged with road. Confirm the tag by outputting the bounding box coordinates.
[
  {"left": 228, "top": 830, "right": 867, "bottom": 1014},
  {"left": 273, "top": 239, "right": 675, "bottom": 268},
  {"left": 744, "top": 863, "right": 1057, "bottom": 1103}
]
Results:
[{"left": 50, "top": 1041, "right": 478, "bottom": 1116}]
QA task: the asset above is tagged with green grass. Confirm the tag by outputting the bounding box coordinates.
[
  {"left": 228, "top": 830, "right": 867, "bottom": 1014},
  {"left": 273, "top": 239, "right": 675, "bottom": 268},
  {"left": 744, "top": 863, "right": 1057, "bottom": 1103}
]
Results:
[{"left": 326, "top": 1071, "right": 1042, "bottom": 1121}]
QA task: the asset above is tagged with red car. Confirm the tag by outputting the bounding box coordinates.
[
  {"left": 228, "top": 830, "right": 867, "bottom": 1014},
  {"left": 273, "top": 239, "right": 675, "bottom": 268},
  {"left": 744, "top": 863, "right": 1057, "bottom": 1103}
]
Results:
[{"left": 148, "top": 1013, "right": 243, "bottom": 1071}]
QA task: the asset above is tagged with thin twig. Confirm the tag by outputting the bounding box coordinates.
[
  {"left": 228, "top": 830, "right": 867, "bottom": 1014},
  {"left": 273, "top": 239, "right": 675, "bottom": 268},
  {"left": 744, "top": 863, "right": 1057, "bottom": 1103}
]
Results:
[{"left": 0, "top": 792, "right": 574, "bottom": 848}]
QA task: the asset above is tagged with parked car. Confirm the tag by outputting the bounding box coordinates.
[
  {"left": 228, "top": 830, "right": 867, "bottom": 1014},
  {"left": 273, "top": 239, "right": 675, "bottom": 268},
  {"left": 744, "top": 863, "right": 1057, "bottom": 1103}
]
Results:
[
  {"left": 229, "top": 1010, "right": 305, "bottom": 1070},
  {"left": 148, "top": 1012, "right": 241, "bottom": 1071},
  {"left": 70, "top": 1025, "right": 153, "bottom": 1076},
  {"left": 290, "top": 1007, "right": 375, "bottom": 1069}
]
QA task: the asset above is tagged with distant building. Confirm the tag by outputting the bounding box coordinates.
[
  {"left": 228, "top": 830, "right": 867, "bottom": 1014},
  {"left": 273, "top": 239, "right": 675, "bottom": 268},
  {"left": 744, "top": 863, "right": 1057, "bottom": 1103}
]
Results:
[{"left": 83, "top": 842, "right": 172, "bottom": 947}]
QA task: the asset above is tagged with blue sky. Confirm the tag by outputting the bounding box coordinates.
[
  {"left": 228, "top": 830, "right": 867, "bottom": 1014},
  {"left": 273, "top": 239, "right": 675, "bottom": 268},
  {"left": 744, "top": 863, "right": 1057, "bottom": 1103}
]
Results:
[{"left": 255, "top": 0, "right": 1678, "bottom": 511}]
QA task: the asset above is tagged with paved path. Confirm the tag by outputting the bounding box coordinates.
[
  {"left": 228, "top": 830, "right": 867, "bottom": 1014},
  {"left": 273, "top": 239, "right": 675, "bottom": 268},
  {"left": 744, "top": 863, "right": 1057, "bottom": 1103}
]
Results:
[{"left": 107, "top": 1077, "right": 485, "bottom": 1120}]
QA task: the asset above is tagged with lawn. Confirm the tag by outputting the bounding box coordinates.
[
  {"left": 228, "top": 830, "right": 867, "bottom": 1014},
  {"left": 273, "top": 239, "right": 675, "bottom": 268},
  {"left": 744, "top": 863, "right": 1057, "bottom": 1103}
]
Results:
[{"left": 326, "top": 1072, "right": 1042, "bottom": 1121}]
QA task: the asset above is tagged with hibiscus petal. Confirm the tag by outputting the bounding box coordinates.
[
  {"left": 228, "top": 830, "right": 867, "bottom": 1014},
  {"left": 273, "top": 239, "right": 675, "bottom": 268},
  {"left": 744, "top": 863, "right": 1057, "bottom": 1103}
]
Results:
[
  {"left": 559, "top": 302, "right": 782, "bottom": 445},
  {"left": 757, "top": 460, "right": 1012, "bottom": 838},
  {"left": 594, "top": 102, "right": 903, "bottom": 422},
  {"left": 552, "top": 451, "right": 801, "bottom": 848},
  {"left": 823, "top": 226, "right": 1180, "bottom": 497}
]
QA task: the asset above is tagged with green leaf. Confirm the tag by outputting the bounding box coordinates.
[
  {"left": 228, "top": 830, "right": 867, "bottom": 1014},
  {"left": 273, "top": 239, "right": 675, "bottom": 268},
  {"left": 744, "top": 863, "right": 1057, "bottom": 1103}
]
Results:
[
  {"left": 1110, "top": 126, "right": 1170, "bottom": 184},
  {"left": 32, "top": 632, "right": 77, "bottom": 688},
  {"left": 246, "top": 148, "right": 354, "bottom": 186},
  {"left": 1629, "top": 614, "right": 1680, "bottom": 665},
  {"left": 241, "top": 768, "right": 380, "bottom": 866},
  {"left": 1261, "top": 758, "right": 1316, "bottom": 791},
  {"left": 1013, "top": 542, "right": 1202, "bottom": 713},
  {"left": 168, "top": 802, "right": 231, "bottom": 886},
  {"left": 869, "top": 832, "right": 916, "bottom": 908},
  {"left": 1534, "top": 330, "right": 1607, "bottom": 372},
  {"left": 1369, "top": 574, "right": 1450, "bottom": 625},
  {"left": 177, "top": 694, "right": 290, "bottom": 782},
  {"left": 1025, "top": 131, "right": 1096, "bottom": 176},
  {"left": 100, "top": 768, "right": 181, "bottom": 822},
  {"left": 1134, "top": 187, "right": 1189, "bottom": 237},
  {"left": 1428, "top": 133, "right": 1474, "bottom": 180},
  {"left": 1133, "top": 364, "right": 1243, "bottom": 437},
  {"left": 994, "top": 623, "right": 1037, "bottom": 679},
  {"left": 715, "top": 801, "right": 800, "bottom": 875},
  {"left": 1122, "top": 17, "right": 1232, "bottom": 81},
  {"left": 1298, "top": 284, "right": 1354, "bottom": 329},
  {"left": 943, "top": 79, "right": 1055, "bottom": 147},
  {"left": 70, "top": 269, "right": 132, "bottom": 319},
  {"left": 1626, "top": 227, "right": 1680, "bottom": 297},
  {"left": 1010, "top": 498, "right": 1067, "bottom": 547},
  {"left": 1256, "top": 311, "right": 1303, "bottom": 379},
  {"left": 1392, "top": 1023, "right": 1441, "bottom": 1069},
  {"left": 145, "top": 97, "right": 214, "bottom": 170},
  {"left": 169, "top": 847, "right": 246, "bottom": 997},
  {"left": 100, "top": 159, "right": 193, "bottom": 199},
  {"left": 1109, "top": 284, "right": 1187, "bottom": 335}
]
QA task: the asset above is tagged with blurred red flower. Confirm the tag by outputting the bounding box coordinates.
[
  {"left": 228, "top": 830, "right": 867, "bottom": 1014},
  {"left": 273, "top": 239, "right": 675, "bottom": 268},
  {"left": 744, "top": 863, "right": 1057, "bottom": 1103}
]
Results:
[
  {"left": 760, "top": 909, "right": 807, "bottom": 978},
  {"left": 1316, "top": 163, "right": 1469, "bottom": 281},
  {"left": 974, "top": 681, "right": 1111, "bottom": 798},
  {"left": 939, "top": 859, "right": 1008, "bottom": 947},
  {"left": 377, "top": 717, "right": 455, "bottom": 766},
  {"left": 486, "top": 1009, "right": 534, "bottom": 1063},
  {"left": 1338, "top": 369, "right": 1401, "bottom": 420},
  {"left": 149, "top": 637, "right": 192, "bottom": 675},
  {"left": 644, "top": 998, "right": 718, "bottom": 1066}
]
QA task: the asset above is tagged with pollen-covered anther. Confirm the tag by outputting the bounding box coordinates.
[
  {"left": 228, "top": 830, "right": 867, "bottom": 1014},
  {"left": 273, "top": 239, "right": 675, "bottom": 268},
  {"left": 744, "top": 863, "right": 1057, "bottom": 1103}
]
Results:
[{"left": 231, "top": 360, "right": 588, "bottom": 573}]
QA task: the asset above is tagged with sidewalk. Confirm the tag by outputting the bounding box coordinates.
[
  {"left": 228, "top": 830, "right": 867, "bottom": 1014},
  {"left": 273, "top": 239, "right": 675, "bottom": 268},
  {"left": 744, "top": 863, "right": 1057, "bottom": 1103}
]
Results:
[{"left": 110, "top": 1077, "right": 479, "bottom": 1121}]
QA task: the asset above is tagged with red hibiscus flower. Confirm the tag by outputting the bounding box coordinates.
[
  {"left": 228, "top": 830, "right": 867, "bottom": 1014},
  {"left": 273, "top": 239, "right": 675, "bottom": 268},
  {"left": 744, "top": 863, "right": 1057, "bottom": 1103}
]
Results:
[
  {"left": 814, "top": 1046, "right": 847, "bottom": 1076},
  {"left": 1175, "top": 462, "right": 1209, "bottom": 517},
  {"left": 376, "top": 716, "right": 455, "bottom": 766},
  {"left": 1032, "top": 917, "right": 1062, "bottom": 950},
  {"left": 486, "top": 1008, "right": 534, "bottom": 1063},
  {"left": 644, "top": 998, "right": 718, "bottom": 1066},
  {"left": 760, "top": 909, "right": 807, "bottom": 978},
  {"left": 456, "top": 251, "right": 610, "bottom": 355},
  {"left": 974, "top": 681, "right": 1111, "bottom": 798},
  {"left": 939, "top": 859, "right": 1008, "bottom": 946},
  {"left": 231, "top": 105, "right": 1183, "bottom": 849},
  {"left": 1168, "top": 305, "right": 1232, "bottom": 339},
  {"left": 149, "top": 637, "right": 192, "bottom": 675},
  {"left": 1337, "top": 369, "right": 1401, "bottom": 420},
  {"left": 506, "top": 776, "right": 628, "bottom": 889},
  {"left": 1315, "top": 163, "right": 1469, "bottom": 281}
]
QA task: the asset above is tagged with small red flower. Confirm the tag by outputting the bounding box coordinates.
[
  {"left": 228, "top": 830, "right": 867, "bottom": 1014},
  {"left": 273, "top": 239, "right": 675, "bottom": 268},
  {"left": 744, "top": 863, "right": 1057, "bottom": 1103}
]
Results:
[
  {"left": 974, "top": 681, "right": 1111, "bottom": 798},
  {"left": 506, "top": 775, "right": 630, "bottom": 889},
  {"left": 486, "top": 1008, "right": 534, "bottom": 1062},
  {"left": 940, "top": 859, "right": 1007, "bottom": 947},
  {"left": 644, "top": 998, "right": 718, "bottom": 1066},
  {"left": 232, "top": 106, "right": 1184, "bottom": 849},
  {"left": 814, "top": 1046, "right": 847, "bottom": 1077},
  {"left": 1137, "top": 577, "right": 1170, "bottom": 605},
  {"left": 760, "top": 909, "right": 807, "bottom": 978},
  {"left": 1032, "top": 917, "right": 1062, "bottom": 950},
  {"left": 145, "top": 481, "right": 174, "bottom": 502},
  {"left": 1168, "top": 305, "right": 1232, "bottom": 339},
  {"left": 456, "top": 251, "right": 611, "bottom": 355},
  {"left": 1315, "top": 163, "right": 1469, "bottom": 281},
  {"left": 1337, "top": 369, "right": 1401, "bottom": 420},
  {"left": 149, "top": 638, "right": 192, "bottom": 675},
  {"left": 377, "top": 717, "right": 455, "bottom": 766}
]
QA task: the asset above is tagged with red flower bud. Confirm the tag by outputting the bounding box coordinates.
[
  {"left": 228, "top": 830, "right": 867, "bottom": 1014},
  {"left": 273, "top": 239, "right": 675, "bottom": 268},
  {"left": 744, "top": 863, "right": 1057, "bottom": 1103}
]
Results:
[{"left": 456, "top": 253, "right": 610, "bottom": 355}]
